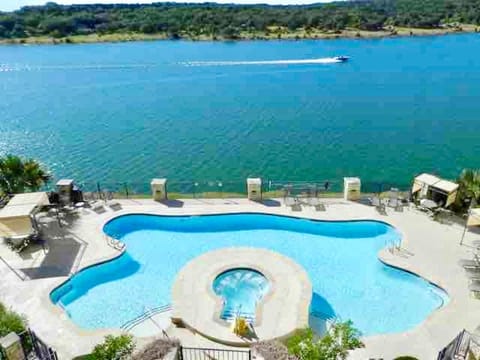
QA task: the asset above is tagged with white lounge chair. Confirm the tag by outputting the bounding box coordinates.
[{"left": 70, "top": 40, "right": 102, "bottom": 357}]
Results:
[
  {"left": 285, "top": 196, "right": 301, "bottom": 211},
  {"left": 469, "top": 281, "right": 480, "bottom": 292},
  {"left": 372, "top": 197, "right": 387, "bottom": 215},
  {"left": 91, "top": 201, "right": 106, "bottom": 213},
  {"left": 107, "top": 200, "right": 121, "bottom": 210},
  {"left": 461, "top": 259, "right": 480, "bottom": 268},
  {"left": 306, "top": 197, "right": 325, "bottom": 211}
]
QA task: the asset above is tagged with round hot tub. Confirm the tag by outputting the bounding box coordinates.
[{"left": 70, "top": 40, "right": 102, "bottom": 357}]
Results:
[
  {"left": 213, "top": 268, "right": 270, "bottom": 323},
  {"left": 171, "top": 247, "right": 312, "bottom": 346}
]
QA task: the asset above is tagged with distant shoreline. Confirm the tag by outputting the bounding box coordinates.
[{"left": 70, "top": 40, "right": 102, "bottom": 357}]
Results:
[{"left": 1, "top": 25, "right": 478, "bottom": 45}]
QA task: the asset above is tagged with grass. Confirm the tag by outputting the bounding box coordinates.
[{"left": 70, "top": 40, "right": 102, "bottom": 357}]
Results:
[{"left": 1, "top": 24, "right": 478, "bottom": 45}]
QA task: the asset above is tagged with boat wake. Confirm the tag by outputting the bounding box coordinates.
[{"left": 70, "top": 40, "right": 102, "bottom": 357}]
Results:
[
  {"left": 181, "top": 57, "right": 343, "bottom": 67},
  {"left": 0, "top": 63, "right": 157, "bottom": 72}
]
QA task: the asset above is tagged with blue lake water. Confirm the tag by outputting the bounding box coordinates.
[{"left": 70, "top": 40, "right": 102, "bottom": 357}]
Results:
[
  {"left": 1, "top": 34, "right": 480, "bottom": 189},
  {"left": 50, "top": 214, "right": 447, "bottom": 335}
]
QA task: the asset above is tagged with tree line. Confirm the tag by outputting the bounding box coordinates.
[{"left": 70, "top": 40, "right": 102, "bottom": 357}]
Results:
[{"left": 1, "top": 0, "right": 480, "bottom": 40}]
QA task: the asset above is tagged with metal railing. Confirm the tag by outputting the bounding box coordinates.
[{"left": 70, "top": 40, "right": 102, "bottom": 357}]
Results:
[
  {"left": 104, "top": 234, "right": 125, "bottom": 251},
  {"left": 178, "top": 347, "right": 251, "bottom": 360},
  {"left": 16, "top": 329, "right": 58, "bottom": 360},
  {"left": 221, "top": 310, "right": 256, "bottom": 323},
  {"left": 44, "top": 178, "right": 412, "bottom": 200},
  {"left": 121, "top": 304, "right": 172, "bottom": 331}
]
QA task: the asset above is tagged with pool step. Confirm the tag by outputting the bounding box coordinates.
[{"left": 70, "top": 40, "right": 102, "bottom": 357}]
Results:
[
  {"left": 121, "top": 304, "right": 172, "bottom": 331},
  {"left": 221, "top": 310, "right": 256, "bottom": 324}
]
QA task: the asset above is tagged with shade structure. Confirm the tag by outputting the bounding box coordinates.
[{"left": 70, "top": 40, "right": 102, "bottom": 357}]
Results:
[
  {"left": 412, "top": 173, "right": 459, "bottom": 207},
  {"left": 0, "top": 192, "right": 50, "bottom": 237},
  {"left": 467, "top": 208, "right": 480, "bottom": 227}
]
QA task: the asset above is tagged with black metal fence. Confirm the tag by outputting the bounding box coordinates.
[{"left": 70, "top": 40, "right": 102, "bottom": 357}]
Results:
[{"left": 178, "top": 347, "right": 251, "bottom": 360}]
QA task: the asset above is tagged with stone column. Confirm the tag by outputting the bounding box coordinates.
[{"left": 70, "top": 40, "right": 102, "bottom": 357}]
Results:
[
  {"left": 0, "top": 332, "right": 26, "bottom": 360},
  {"left": 151, "top": 178, "right": 168, "bottom": 201},
  {"left": 247, "top": 178, "right": 262, "bottom": 201}
]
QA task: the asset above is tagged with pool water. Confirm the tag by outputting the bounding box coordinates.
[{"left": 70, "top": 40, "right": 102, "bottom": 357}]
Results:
[
  {"left": 213, "top": 268, "right": 270, "bottom": 323},
  {"left": 50, "top": 213, "right": 448, "bottom": 335}
]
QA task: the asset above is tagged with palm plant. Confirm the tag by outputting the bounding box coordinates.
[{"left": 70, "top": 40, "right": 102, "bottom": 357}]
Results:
[
  {"left": 455, "top": 169, "right": 480, "bottom": 211},
  {"left": 0, "top": 155, "right": 51, "bottom": 195}
]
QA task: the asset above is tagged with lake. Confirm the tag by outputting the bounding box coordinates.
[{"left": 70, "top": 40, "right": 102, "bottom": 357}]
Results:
[{"left": 1, "top": 34, "right": 480, "bottom": 193}]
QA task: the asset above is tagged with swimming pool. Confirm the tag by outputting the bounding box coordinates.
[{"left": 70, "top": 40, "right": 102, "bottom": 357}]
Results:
[
  {"left": 213, "top": 268, "right": 270, "bottom": 323},
  {"left": 50, "top": 213, "right": 448, "bottom": 335}
]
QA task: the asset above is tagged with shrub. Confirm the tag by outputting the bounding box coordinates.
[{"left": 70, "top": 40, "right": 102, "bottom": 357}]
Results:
[
  {"left": 133, "top": 338, "right": 180, "bottom": 360},
  {"left": 285, "top": 321, "right": 364, "bottom": 360},
  {"left": 0, "top": 303, "right": 27, "bottom": 337},
  {"left": 91, "top": 334, "right": 135, "bottom": 360}
]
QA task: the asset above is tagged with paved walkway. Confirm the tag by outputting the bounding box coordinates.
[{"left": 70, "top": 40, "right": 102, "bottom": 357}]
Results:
[{"left": 0, "top": 198, "right": 479, "bottom": 359}]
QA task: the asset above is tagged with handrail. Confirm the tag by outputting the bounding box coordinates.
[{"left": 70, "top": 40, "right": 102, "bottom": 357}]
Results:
[
  {"left": 121, "top": 304, "right": 172, "bottom": 331},
  {"left": 310, "top": 310, "right": 339, "bottom": 326},
  {"left": 221, "top": 310, "right": 256, "bottom": 323},
  {"left": 104, "top": 234, "right": 125, "bottom": 251}
]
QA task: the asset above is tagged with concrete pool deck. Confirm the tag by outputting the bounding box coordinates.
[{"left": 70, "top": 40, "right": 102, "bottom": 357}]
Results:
[{"left": 0, "top": 197, "right": 479, "bottom": 359}]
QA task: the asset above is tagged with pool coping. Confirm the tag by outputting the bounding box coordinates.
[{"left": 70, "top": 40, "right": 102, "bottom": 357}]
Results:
[{"left": 46, "top": 209, "right": 451, "bottom": 343}]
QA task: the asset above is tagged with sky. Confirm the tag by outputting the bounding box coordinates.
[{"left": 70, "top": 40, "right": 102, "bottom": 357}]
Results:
[{"left": 1, "top": 0, "right": 335, "bottom": 11}]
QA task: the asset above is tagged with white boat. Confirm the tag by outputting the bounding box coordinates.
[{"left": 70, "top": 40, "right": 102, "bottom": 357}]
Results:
[{"left": 334, "top": 56, "right": 350, "bottom": 62}]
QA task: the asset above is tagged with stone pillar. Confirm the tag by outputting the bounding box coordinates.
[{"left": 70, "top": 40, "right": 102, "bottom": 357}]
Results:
[
  {"left": 247, "top": 178, "right": 262, "bottom": 201},
  {"left": 343, "top": 177, "right": 361, "bottom": 201},
  {"left": 151, "top": 178, "right": 167, "bottom": 201},
  {"left": 56, "top": 179, "right": 74, "bottom": 205},
  {"left": 0, "top": 332, "right": 26, "bottom": 360}
]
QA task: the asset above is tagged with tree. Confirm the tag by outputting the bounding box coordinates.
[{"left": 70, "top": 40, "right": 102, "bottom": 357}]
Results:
[
  {"left": 0, "top": 155, "right": 51, "bottom": 195},
  {"left": 454, "top": 169, "right": 480, "bottom": 212},
  {"left": 286, "top": 321, "right": 364, "bottom": 360}
]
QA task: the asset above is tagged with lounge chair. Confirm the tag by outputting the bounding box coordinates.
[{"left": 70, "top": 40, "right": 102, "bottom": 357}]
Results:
[
  {"left": 469, "top": 280, "right": 480, "bottom": 292},
  {"left": 307, "top": 197, "right": 326, "bottom": 211},
  {"left": 388, "top": 198, "right": 398, "bottom": 208},
  {"left": 91, "top": 201, "right": 106, "bottom": 213},
  {"left": 372, "top": 197, "right": 387, "bottom": 215},
  {"left": 107, "top": 200, "right": 122, "bottom": 210},
  {"left": 460, "top": 259, "right": 480, "bottom": 268},
  {"left": 467, "top": 269, "right": 480, "bottom": 281},
  {"left": 285, "top": 196, "right": 301, "bottom": 211}
]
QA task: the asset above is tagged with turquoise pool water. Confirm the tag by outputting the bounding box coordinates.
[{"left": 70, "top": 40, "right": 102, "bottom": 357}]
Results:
[
  {"left": 213, "top": 268, "right": 270, "bottom": 323},
  {"left": 50, "top": 213, "right": 447, "bottom": 335}
]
